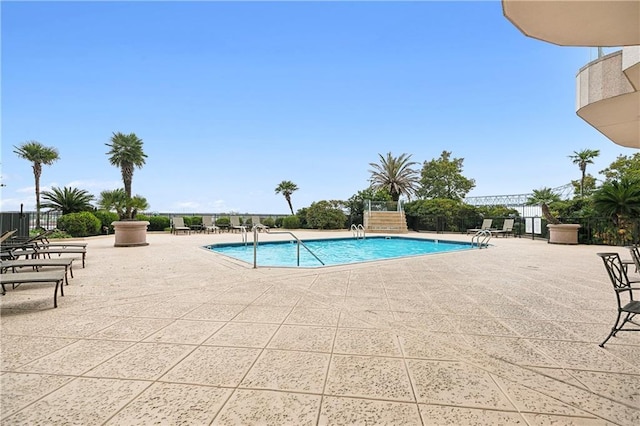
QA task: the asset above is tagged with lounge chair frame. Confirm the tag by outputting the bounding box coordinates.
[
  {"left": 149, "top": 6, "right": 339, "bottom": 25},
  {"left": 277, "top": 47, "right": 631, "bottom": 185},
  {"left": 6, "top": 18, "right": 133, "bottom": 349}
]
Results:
[{"left": 0, "top": 270, "right": 65, "bottom": 308}]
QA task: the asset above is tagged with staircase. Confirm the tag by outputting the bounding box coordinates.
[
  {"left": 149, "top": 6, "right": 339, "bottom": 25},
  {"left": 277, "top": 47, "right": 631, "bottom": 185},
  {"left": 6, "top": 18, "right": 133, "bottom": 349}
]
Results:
[{"left": 364, "top": 211, "right": 408, "bottom": 234}]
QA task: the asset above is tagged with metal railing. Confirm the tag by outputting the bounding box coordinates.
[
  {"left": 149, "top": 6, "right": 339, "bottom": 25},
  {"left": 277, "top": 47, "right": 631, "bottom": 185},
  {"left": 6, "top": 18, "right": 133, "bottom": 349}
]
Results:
[
  {"left": 253, "top": 227, "right": 324, "bottom": 268},
  {"left": 350, "top": 224, "right": 365, "bottom": 239}
]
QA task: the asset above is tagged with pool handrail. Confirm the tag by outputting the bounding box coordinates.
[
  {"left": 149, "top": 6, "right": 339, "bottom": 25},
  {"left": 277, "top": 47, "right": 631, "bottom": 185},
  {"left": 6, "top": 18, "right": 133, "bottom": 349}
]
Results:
[{"left": 253, "top": 227, "right": 325, "bottom": 268}]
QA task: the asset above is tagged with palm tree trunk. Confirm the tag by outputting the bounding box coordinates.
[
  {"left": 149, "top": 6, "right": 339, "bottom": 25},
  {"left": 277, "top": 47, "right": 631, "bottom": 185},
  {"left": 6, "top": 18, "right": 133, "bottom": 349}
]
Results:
[
  {"left": 286, "top": 196, "right": 294, "bottom": 215},
  {"left": 33, "top": 163, "right": 42, "bottom": 229}
]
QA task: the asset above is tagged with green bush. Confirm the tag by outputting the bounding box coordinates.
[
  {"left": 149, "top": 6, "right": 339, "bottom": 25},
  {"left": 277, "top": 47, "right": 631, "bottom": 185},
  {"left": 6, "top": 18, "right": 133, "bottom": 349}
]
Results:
[
  {"left": 93, "top": 210, "right": 120, "bottom": 233},
  {"left": 306, "top": 200, "right": 347, "bottom": 229},
  {"left": 141, "top": 215, "right": 170, "bottom": 231},
  {"left": 56, "top": 211, "right": 102, "bottom": 237},
  {"left": 216, "top": 216, "right": 230, "bottom": 226},
  {"left": 262, "top": 217, "right": 275, "bottom": 227},
  {"left": 282, "top": 215, "right": 300, "bottom": 229},
  {"left": 274, "top": 217, "right": 284, "bottom": 228}
]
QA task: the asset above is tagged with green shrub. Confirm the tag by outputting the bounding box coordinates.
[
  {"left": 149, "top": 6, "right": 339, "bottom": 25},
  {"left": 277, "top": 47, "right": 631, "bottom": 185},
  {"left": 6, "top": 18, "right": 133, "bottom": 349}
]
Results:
[
  {"left": 262, "top": 217, "right": 275, "bottom": 227},
  {"left": 145, "top": 215, "right": 170, "bottom": 231},
  {"left": 274, "top": 217, "right": 284, "bottom": 228},
  {"left": 56, "top": 212, "right": 102, "bottom": 237},
  {"left": 216, "top": 217, "right": 230, "bottom": 226},
  {"left": 306, "top": 200, "right": 347, "bottom": 229},
  {"left": 282, "top": 215, "right": 300, "bottom": 229},
  {"left": 93, "top": 210, "right": 120, "bottom": 233}
]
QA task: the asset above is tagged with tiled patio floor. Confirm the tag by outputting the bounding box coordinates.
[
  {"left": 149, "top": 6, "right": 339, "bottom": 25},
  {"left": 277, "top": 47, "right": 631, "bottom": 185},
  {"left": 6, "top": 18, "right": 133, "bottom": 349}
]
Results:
[{"left": 1, "top": 231, "right": 639, "bottom": 425}]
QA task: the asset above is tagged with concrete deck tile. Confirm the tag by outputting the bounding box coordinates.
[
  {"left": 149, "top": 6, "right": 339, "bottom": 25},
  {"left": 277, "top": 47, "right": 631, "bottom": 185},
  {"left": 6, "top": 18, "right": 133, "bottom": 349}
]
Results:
[
  {"left": 285, "top": 307, "right": 340, "bottom": 326},
  {"left": 84, "top": 342, "right": 194, "bottom": 380},
  {"left": 339, "top": 309, "right": 395, "bottom": 329},
  {"left": 213, "top": 389, "right": 321, "bottom": 425},
  {"left": 0, "top": 335, "right": 76, "bottom": 370},
  {"left": 333, "top": 328, "right": 402, "bottom": 357},
  {"left": 418, "top": 405, "right": 527, "bottom": 424},
  {"left": 233, "top": 305, "right": 293, "bottom": 323},
  {"left": 319, "top": 396, "right": 422, "bottom": 425},
  {"left": 462, "top": 335, "right": 559, "bottom": 367},
  {"left": 407, "top": 360, "right": 515, "bottom": 409},
  {"left": 520, "top": 413, "right": 614, "bottom": 425},
  {"left": 182, "top": 303, "right": 247, "bottom": 321},
  {"left": 89, "top": 317, "right": 175, "bottom": 341},
  {"left": 16, "top": 339, "right": 133, "bottom": 376},
  {"left": 241, "top": 349, "right": 330, "bottom": 393},
  {"left": 0, "top": 372, "right": 73, "bottom": 419},
  {"left": 105, "top": 382, "right": 231, "bottom": 425},
  {"left": 203, "top": 321, "right": 280, "bottom": 348},
  {"left": 143, "top": 319, "right": 226, "bottom": 344},
  {"left": 326, "top": 354, "right": 415, "bottom": 401},
  {"left": 160, "top": 346, "right": 260, "bottom": 387},
  {"left": 268, "top": 324, "right": 336, "bottom": 352},
  {"left": 1, "top": 377, "right": 149, "bottom": 425}
]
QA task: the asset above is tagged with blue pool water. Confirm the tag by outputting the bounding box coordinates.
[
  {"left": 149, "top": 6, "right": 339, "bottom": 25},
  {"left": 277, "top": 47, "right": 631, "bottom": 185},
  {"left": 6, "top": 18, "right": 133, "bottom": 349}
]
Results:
[{"left": 205, "top": 236, "right": 474, "bottom": 267}]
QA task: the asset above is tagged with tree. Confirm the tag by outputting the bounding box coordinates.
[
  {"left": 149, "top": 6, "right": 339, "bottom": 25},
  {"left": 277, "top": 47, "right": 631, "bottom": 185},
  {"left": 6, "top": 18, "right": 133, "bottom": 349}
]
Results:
[
  {"left": 41, "top": 186, "right": 95, "bottom": 215},
  {"left": 592, "top": 178, "right": 640, "bottom": 227},
  {"left": 105, "top": 132, "right": 147, "bottom": 219},
  {"left": 526, "top": 187, "right": 562, "bottom": 224},
  {"left": 418, "top": 151, "right": 475, "bottom": 200},
  {"left": 306, "top": 200, "right": 347, "bottom": 229},
  {"left": 97, "top": 189, "right": 128, "bottom": 220},
  {"left": 599, "top": 153, "right": 640, "bottom": 182},
  {"left": 571, "top": 175, "right": 597, "bottom": 198},
  {"left": 368, "top": 152, "right": 419, "bottom": 201},
  {"left": 275, "top": 180, "right": 298, "bottom": 215},
  {"left": 345, "top": 188, "right": 392, "bottom": 226},
  {"left": 568, "top": 149, "right": 600, "bottom": 197},
  {"left": 13, "top": 141, "right": 60, "bottom": 229}
]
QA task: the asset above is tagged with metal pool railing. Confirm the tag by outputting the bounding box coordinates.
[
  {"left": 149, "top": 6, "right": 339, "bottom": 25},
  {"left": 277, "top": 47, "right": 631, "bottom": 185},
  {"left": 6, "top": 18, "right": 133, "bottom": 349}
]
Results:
[{"left": 252, "top": 227, "right": 324, "bottom": 268}]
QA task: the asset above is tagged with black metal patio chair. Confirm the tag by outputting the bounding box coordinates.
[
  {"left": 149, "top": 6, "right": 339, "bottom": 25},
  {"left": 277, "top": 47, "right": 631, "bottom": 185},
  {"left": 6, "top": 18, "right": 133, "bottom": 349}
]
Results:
[{"left": 597, "top": 252, "right": 640, "bottom": 347}]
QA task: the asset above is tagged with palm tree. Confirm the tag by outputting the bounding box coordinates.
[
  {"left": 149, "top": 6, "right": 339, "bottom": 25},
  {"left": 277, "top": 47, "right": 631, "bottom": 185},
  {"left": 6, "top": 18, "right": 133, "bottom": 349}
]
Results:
[
  {"left": 105, "top": 132, "right": 147, "bottom": 219},
  {"left": 569, "top": 149, "right": 600, "bottom": 197},
  {"left": 275, "top": 180, "right": 298, "bottom": 215},
  {"left": 13, "top": 141, "right": 60, "bottom": 229},
  {"left": 526, "top": 187, "right": 562, "bottom": 224},
  {"left": 593, "top": 178, "right": 640, "bottom": 227},
  {"left": 368, "top": 152, "right": 419, "bottom": 201},
  {"left": 98, "top": 189, "right": 128, "bottom": 219},
  {"left": 41, "top": 186, "right": 95, "bottom": 215}
]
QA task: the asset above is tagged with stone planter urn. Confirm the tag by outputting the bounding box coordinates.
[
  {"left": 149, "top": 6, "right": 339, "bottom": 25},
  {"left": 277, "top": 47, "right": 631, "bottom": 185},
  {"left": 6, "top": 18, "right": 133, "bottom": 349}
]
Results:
[
  {"left": 112, "top": 220, "right": 150, "bottom": 247},
  {"left": 547, "top": 224, "right": 581, "bottom": 245}
]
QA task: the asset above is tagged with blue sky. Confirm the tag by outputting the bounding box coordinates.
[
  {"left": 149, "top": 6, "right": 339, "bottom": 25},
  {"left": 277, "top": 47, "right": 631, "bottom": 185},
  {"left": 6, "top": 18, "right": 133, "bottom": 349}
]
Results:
[{"left": 1, "top": 1, "right": 636, "bottom": 215}]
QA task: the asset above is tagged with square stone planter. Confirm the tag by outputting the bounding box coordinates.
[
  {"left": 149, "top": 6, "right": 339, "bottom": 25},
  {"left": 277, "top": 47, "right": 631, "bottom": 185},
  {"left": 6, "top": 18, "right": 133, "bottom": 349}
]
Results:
[{"left": 547, "top": 224, "right": 581, "bottom": 245}]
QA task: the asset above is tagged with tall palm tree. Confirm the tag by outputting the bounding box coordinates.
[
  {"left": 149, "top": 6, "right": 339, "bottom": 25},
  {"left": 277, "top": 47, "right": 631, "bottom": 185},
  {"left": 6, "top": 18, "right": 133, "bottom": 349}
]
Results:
[
  {"left": 368, "top": 152, "right": 419, "bottom": 201},
  {"left": 275, "top": 180, "right": 298, "bottom": 215},
  {"left": 593, "top": 178, "right": 640, "bottom": 227},
  {"left": 526, "top": 187, "right": 562, "bottom": 224},
  {"left": 41, "top": 186, "right": 95, "bottom": 215},
  {"left": 13, "top": 141, "right": 60, "bottom": 229},
  {"left": 569, "top": 149, "right": 600, "bottom": 197},
  {"left": 105, "top": 132, "right": 147, "bottom": 219}
]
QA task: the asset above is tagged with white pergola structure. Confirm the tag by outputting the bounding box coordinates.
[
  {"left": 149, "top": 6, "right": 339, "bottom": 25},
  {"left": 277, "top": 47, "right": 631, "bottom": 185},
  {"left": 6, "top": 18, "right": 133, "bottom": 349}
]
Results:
[{"left": 502, "top": 0, "right": 640, "bottom": 149}]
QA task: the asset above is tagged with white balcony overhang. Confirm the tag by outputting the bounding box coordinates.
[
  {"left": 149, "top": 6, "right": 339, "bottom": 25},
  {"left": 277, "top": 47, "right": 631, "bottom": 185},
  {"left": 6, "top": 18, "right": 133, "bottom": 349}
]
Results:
[
  {"left": 576, "top": 49, "right": 640, "bottom": 148},
  {"left": 502, "top": 0, "right": 640, "bottom": 47}
]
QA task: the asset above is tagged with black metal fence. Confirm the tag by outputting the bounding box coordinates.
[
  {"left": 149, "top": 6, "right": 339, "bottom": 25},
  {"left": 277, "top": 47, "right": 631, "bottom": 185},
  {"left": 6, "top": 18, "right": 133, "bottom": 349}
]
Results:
[{"left": 407, "top": 215, "right": 640, "bottom": 246}]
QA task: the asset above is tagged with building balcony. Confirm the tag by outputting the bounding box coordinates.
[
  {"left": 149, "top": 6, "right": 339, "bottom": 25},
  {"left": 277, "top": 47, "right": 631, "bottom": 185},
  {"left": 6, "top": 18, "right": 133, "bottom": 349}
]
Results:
[
  {"left": 502, "top": 0, "right": 640, "bottom": 47},
  {"left": 576, "top": 47, "right": 639, "bottom": 149}
]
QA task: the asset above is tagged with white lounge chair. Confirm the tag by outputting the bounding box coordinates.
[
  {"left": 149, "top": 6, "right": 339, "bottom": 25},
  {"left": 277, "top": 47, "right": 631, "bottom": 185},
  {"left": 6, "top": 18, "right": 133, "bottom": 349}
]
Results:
[
  {"left": 202, "top": 216, "right": 220, "bottom": 234},
  {"left": 467, "top": 219, "right": 493, "bottom": 235},
  {"left": 172, "top": 217, "right": 191, "bottom": 235}
]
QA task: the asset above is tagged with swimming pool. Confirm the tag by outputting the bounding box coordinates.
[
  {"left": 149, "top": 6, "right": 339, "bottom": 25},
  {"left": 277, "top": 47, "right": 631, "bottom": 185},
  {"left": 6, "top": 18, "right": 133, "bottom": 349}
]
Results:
[{"left": 205, "top": 236, "right": 474, "bottom": 267}]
